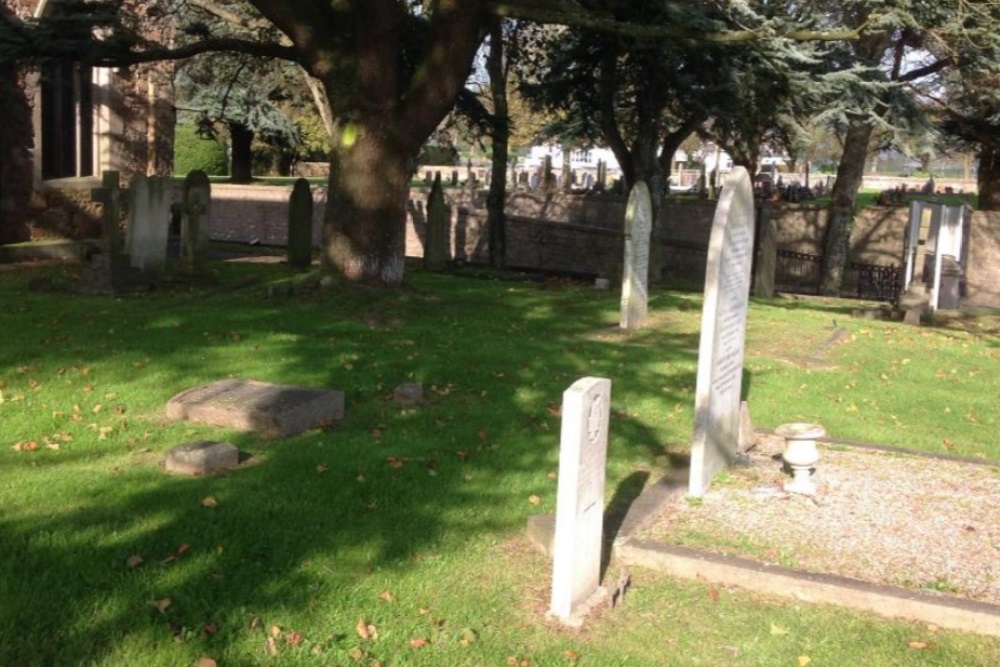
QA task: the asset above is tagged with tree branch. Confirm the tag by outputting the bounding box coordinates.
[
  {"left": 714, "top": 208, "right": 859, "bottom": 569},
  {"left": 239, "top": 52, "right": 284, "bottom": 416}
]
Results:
[{"left": 485, "top": 0, "right": 863, "bottom": 43}]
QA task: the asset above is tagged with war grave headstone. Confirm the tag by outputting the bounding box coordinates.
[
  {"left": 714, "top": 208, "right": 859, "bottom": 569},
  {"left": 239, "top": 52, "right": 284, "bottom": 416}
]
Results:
[
  {"left": 424, "top": 173, "right": 449, "bottom": 271},
  {"left": 549, "top": 376, "right": 612, "bottom": 626},
  {"left": 619, "top": 181, "right": 652, "bottom": 330},
  {"left": 288, "top": 178, "right": 314, "bottom": 269},
  {"left": 689, "top": 167, "right": 756, "bottom": 497},
  {"left": 126, "top": 173, "right": 171, "bottom": 272},
  {"left": 181, "top": 170, "right": 211, "bottom": 272},
  {"left": 166, "top": 379, "right": 345, "bottom": 439}
]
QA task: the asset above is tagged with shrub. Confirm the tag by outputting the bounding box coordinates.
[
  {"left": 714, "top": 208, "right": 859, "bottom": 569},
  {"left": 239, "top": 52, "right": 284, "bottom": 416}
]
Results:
[{"left": 173, "top": 123, "right": 228, "bottom": 176}]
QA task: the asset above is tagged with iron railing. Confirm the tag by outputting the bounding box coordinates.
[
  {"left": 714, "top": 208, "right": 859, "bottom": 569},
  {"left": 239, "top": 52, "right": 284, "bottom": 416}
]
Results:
[{"left": 775, "top": 250, "right": 902, "bottom": 304}]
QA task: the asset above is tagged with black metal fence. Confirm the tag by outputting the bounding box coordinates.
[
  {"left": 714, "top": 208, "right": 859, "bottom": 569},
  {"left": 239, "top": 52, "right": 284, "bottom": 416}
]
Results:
[{"left": 775, "top": 250, "right": 902, "bottom": 303}]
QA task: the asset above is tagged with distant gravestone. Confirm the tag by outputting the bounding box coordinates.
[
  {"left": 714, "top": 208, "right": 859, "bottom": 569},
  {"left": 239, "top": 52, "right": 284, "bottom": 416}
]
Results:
[
  {"left": 166, "top": 379, "right": 345, "bottom": 439},
  {"left": 752, "top": 214, "right": 777, "bottom": 298},
  {"left": 84, "top": 170, "right": 127, "bottom": 294},
  {"left": 550, "top": 376, "right": 612, "bottom": 626},
  {"left": 393, "top": 382, "right": 424, "bottom": 406},
  {"left": 424, "top": 173, "right": 448, "bottom": 271},
  {"left": 165, "top": 441, "right": 239, "bottom": 475},
  {"left": 127, "top": 173, "right": 171, "bottom": 272},
  {"left": 287, "top": 177, "right": 313, "bottom": 269},
  {"left": 181, "top": 170, "right": 211, "bottom": 271},
  {"left": 619, "top": 181, "right": 652, "bottom": 330},
  {"left": 689, "top": 167, "right": 756, "bottom": 496}
]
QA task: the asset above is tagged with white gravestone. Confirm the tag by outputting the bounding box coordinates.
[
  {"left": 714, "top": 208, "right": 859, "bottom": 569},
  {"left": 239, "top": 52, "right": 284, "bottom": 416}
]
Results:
[
  {"left": 127, "top": 173, "right": 171, "bottom": 271},
  {"left": 689, "top": 167, "right": 755, "bottom": 496},
  {"left": 550, "top": 377, "right": 612, "bottom": 625},
  {"left": 620, "top": 181, "right": 652, "bottom": 330}
]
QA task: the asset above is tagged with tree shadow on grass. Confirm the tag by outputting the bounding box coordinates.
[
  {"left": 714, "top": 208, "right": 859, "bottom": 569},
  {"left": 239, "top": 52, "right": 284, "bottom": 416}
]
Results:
[{"left": 0, "top": 264, "right": 704, "bottom": 666}]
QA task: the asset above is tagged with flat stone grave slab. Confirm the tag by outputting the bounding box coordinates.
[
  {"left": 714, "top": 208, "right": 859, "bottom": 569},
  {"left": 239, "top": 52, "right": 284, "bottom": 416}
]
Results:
[
  {"left": 165, "top": 441, "right": 239, "bottom": 475},
  {"left": 166, "top": 379, "right": 345, "bottom": 439}
]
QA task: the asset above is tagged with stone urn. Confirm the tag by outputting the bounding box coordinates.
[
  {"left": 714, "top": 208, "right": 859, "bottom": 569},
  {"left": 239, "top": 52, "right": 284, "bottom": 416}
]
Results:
[{"left": 775, "top": 422, "right": 826, "bottom": 495}]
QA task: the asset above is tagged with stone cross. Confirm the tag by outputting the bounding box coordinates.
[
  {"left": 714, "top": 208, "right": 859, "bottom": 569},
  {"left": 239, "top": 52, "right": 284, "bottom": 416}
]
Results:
[
  {"left": 181, "top": 170, "right": 211, "bottom": 271},
  {"left": 689, "top": 167, "right": 756, "bottom": 496},
  {"left": 620, "top": 181, "right": 652, "bottom": 330},
  {"left": 424, "top": 173, "right": 449, "bottom": 271},
  {"left": 550, "top": 376, "right": 612, "bottom": 626},
  {"left": 287, "top": 177, "right": 313, "bottom": 269}
]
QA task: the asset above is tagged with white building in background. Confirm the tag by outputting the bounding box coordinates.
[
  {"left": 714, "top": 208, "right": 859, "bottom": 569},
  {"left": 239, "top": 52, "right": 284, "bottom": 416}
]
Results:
[{"left": 523, "top": 145, "right": 621, "bottom": 171}]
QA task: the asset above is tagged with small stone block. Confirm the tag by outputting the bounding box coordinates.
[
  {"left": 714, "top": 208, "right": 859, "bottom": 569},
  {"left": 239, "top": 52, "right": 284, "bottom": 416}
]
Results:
[
  {"left": 526, "top": 513, "right": 555, "bottom": 557},
  {"left": 165, "top": 441, "right": 239, "bottom": 475},
  {"left": 594, "top": 278, "right": 610, "bottom": 290},
  {"left": 393, "top": 382, "right": 423, "bottom": 406},
  {"left": 166, "top": 379, "right": 345, "bottom": 439}
]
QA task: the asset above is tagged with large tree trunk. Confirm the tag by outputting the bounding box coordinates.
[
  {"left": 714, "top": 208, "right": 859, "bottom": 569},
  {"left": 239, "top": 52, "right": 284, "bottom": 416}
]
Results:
[
  {"left": 977, "top": 142, "right": 1000, "bottom": 211},
  {"left": 819, "top": 120, "right": 873, "bottom": 295},
  {"left": 229, "top": 122, "right": 254, "bottom": 183},
  {"left": 321, "top": 120, "right": 413, "bottom": 285},
  {"left": 485, "top": 19, "right": 509, "bottom": 269},
  {"left": 0, "top": 61, "right": 33, "bottom": 245}
]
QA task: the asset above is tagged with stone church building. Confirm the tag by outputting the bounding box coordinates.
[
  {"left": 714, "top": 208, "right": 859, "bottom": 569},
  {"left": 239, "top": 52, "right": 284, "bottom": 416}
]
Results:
[{"left": 1, "top": 0, "right": 175, "bottom": 245}]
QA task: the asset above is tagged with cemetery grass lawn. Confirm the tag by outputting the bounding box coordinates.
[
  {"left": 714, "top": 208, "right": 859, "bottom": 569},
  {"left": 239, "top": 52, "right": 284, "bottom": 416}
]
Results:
[{"left": 0, "top": 260, "right": 998, "bottom": 666}]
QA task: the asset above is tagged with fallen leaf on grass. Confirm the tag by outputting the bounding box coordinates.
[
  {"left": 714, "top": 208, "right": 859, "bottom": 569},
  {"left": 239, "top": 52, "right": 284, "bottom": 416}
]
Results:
[
  {"left": 316, "top": 464, "right": 329, "bottom": 473},
  {"left": 387, "top": 457, "right": 405, "bottom": 469},
  {"left": 202, "top": 623, "right": 218, "bottom": 636},
  {"left": 770, "top": 623, "right": 788, "bottom": 636},
  {"left": 908, "top": 641, "right": 933, "bottom": 650},
  {"left": 707, "top": 587, "right": 719, "bottom": 601},
  {"left": 286, "top": 630, "right": 303, "bottom": 647},
  {"left": 528, "top": 494, "right": 541, "bottom": 506},
  {"left": 195, "top": 658, "right": 217, "bottom": 667},
  {"left": 457, "top": 627, "right": 477, "bottom": 647},
  {"left": 563, "top": 649, "right": 581, "bottom": 660},
  {"left": 377, "top": 590, "right": 395, "bottom": 603},
  {"left": 264, "top": 636, "right": 278, "bottom": 656},
  {"left": 269, "top": 625, "right": 282, "bottom": 638},
  {"left": 151, "top": 598, "right": 172, "bottom": 614},
  {"left": 798, "top": 656, "right": 811, "bottom": 666},
  {"left": 125, "top": 555, "right": 144, "bottom": 569},
  {"left": 409, "top": 637, "right": 429, "bottom": 648},
  {"left": 356, "top": 618, "right": 377, "bottom": 640},
  {"left": 200, "top": 496, "right": 219, "bottom": 508}
]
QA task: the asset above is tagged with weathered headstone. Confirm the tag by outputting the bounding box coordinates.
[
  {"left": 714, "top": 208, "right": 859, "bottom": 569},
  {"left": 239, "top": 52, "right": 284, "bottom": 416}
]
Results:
[
  {"left": 181, "top": 170, "right": 211, "bottom": 271},
  {"left": 619, "top": 181, "right": 652, "bottom": 330},
  {"left": 165, "top": 441, "right": 239, "bottom": 475},
  {"left": 166, "top": 379, "right": 345, "bottom": 439},
  {"left": 287, "top": 177, "right": 313, "bottom": 269},
  {"left": 424, "top": 173, "right": 449, "bottom": 271},
  {"left": 689, "top": 167, "right": 756, "bottom": 496},
  {"left": 550, "top": 376, "right": 612, "bottom": 626},
  {"left": 127, "top": 173, "right": 171, "bottom": 272}
]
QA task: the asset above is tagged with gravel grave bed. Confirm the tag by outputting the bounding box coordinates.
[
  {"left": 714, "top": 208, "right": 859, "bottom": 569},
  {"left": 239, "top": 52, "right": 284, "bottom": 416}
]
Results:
[{"left": 639, "top": 434, "right": 1000, "bottom": 605}]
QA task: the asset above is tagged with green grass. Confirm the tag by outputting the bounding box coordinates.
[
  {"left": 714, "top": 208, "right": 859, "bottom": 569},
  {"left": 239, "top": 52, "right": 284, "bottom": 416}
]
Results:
[{"left": 0, "top": 259, "right": 998, "bottom": 666}]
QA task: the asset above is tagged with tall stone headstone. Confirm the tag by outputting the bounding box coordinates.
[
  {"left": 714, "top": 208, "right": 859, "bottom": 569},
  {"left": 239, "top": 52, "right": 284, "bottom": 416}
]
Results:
[
  {"left": 287, "top": 177, "right": 313, "bottom": 269},
  {"left": 424, "top": 173, "right": 449, "bottom": 271},
  {"left": 689, "top": 167, "right": 756, "bottom": 496},
  {"left": 550, "top": 377, "right": 612, "bottom": 626},
  {"left": 620, "top": 181, "right": 652, "bottom": 330},
  {"left": 181, "top": 170, "right": 211, "bottom": 271},
  {"left": 127, "top": 173, "right": 171, "bottom": 272}
]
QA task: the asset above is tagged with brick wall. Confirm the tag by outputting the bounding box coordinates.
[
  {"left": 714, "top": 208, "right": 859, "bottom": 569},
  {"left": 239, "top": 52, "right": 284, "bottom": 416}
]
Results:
[
  {"left": 205, "top": 184, "right": 1000, "bottom": 309},
  {"left": 965, "top": 211, "right": 1000, "bottom": 309}
]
